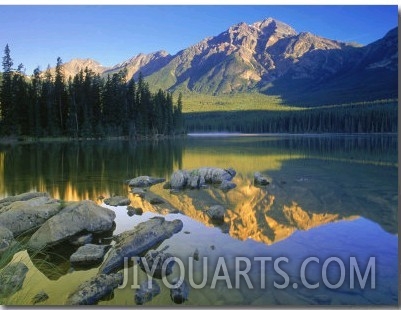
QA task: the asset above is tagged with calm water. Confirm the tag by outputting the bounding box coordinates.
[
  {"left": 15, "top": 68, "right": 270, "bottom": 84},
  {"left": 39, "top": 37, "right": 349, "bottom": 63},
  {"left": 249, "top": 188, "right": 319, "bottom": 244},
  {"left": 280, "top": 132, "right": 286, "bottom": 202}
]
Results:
[{"left": 0, "top": 134, "right": 398, "bottom": 306}]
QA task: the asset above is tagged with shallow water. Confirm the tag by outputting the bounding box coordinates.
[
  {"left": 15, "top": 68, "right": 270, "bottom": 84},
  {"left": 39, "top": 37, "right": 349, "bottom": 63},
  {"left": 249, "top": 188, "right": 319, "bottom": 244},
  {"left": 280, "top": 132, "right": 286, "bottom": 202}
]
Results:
[{"left": 0, "top": 134, "right": 398, "bottom": 305}]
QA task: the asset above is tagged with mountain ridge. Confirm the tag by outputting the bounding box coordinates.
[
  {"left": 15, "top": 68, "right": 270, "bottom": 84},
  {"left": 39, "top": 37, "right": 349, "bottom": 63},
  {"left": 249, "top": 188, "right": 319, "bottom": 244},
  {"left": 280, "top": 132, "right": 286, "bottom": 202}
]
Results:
[{"left": 57, "top": 17, "right": 397, "bottom": 106}]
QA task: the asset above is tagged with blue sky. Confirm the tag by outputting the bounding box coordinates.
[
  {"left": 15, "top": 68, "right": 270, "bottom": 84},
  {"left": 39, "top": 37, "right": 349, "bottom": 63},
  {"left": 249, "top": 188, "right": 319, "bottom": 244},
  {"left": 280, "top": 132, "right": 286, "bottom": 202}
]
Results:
[{"left": 0, "top": 5, "right": 397, "bottom": 74}]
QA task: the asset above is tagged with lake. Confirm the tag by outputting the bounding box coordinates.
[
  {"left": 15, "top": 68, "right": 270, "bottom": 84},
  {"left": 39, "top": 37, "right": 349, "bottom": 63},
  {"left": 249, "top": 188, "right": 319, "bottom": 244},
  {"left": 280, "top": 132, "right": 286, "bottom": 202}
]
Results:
[{"left": 0, "top": 134, "right": 398, "bottom": 306}]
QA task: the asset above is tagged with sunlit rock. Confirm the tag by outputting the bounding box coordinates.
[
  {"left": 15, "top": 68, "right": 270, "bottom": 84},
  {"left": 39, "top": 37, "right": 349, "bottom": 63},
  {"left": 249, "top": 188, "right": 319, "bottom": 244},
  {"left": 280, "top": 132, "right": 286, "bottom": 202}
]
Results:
[
  {"left": 70, "top": 244, "right": 111, "bottom": 267},
  {"left": 27, "top": 200, "right": 115, "bottom": 250}
]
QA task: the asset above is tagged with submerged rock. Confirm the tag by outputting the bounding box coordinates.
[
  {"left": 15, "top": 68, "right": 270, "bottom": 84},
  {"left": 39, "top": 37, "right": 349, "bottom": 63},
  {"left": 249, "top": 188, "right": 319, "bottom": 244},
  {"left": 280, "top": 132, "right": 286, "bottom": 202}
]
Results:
[
  {"left": 32, "top": 290, "right": 49, "bottom": 304},
  {"left": 70, "top": 244, "right": 111, "bottom": 267},
  {"left": 104, "top": 196, "right": 131, "bottom": 207},
  {"left": 127, "top": 176, "right": 166, "bottom": 188},
  {"left": 170, "top": 167, "right": 236, "bottom": 190},
  {"left": 135, "top": 279, "right": 160, "bottom": 305},
  {"left": 99, "top": 217, "right": 183, "bottom": 274},
  {"left": 170, "top": 278, "right": 190, "bottom": 304},
  {"left": 131, "top": 188, "right": 146, "bottom": 198},
  {"left": 254, "top": 172, "right": 272, "bottom": 186},
  {"left": 0, "top": 262, "right": 29, "bottom": 298},
  {"left": 66, "top": 272, "right": 123, "bottom": 305},
  {"left": 138, "top": 249, "right": 174, "bottom": 278},
  {"left": 206, "top": 205, "right": 225, "bottom": 223},
  {"left": 28, "top": 200, "right": 115, "bottom": 250},
  {"left": 0, "top": 197, "right": 62, "bottom": 236}
]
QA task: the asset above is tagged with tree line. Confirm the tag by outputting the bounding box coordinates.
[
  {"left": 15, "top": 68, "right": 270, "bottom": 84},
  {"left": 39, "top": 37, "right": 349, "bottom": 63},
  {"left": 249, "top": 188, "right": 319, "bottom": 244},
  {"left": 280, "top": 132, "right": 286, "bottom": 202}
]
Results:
[
  {"left": 0, "top": 44, "right": 184, "bottom": 138},
  {"left": 185, "top": 101, "right": 397, "bottom": 134}
]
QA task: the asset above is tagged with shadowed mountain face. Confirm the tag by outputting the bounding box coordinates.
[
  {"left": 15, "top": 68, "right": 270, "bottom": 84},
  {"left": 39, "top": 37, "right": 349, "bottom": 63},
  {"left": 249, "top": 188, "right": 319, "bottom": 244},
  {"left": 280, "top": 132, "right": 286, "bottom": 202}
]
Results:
[{"left": 59, "top": 18, "right": 397, "bottom": 106}]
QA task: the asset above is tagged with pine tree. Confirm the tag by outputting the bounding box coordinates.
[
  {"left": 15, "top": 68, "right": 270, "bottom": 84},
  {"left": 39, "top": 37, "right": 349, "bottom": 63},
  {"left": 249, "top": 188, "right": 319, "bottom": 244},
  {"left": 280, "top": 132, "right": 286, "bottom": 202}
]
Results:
[{"left": 0, "top": 44, "right": 14, "bottom": 135}]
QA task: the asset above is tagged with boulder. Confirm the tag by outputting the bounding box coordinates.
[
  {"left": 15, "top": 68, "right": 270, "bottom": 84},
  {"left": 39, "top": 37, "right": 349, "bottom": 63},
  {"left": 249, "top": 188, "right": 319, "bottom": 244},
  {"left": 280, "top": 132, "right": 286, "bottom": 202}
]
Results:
[
  {"left": 206, "top": 205, "right": 225, "bottom": 223},
  {"left": 254, "top": 172, "right": 272, "bottom": 186},
  {"left": 135, "top": 279, "right": 160, "bottom": 305},
  {"left": 170, "top": 167, "right": 236, "bottom": 190},
  {"left": 66, "top": 272, "right": 123, "bottom": 305},
  {"left": 69, "top": 233, "right": 93, "bottom": 246},
  {"left": 104, "top": 196, "right": 130, "bottom": 207},
  {"left": 127, "top": 176, "right": 166, "bottom": 188},
  {"left": 131, "top": 188, "right": 146, "bottom": 198},
  {"left": 0, "top": 226, "right": 14, "bottom": 255},
  {"left": 219, "top": 180, "right": 236, "bottom": 191},
  {"left": 0, "top": 192, "right": 50, "bottom": 209},
  {"left": 27, "top": 200, "right": 115, "bottom": 250},
  {"left": 138, "top": 249, "right": 174, "bottom": 278},
  {"left": 0, "top": 197, "right": 62, "bottom": 236},
  {"left": 170, "top": 279, "right": 190, "bottom": 304},
  {"left": 126, "top": 206, "right": 143, "bottom": 217},
  {"left": 99, "top": 217, "right": 183, "bottom": 274},
  {"left": 70, "top": 244, "right": 111, "bottom": 267},
  {"left": 0, "top": 262, "right": 29, "bottom": 298}
]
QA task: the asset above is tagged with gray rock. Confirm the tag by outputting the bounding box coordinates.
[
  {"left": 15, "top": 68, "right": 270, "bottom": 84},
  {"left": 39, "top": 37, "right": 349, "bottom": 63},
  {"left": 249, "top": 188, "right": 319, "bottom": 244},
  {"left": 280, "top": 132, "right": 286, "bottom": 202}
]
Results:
[
  {"left": 170, "top": 279, "right": 190, "bottom": 304},
  {"left": 170, "top": 167, "right": 236, "bottom": 190},
  {"left": 99, "top": 217, "right": 183, "bottom": 274},
  {"left": 219, "top": 180, "right": 237, "bottom": 191},
  {"left": 104, "top": 196, "right": 130, "bottom": 207},
  {"left": 66, "top": 272, "right": 123, "bottom": 305},
  {"left": 0, "top": 197, "right": 62, "bottom": 236},
  {"left": 135, "top": 279, "right": 160, "bottom": 305},
  {"left": 138, "top": 250, "right": 174, "bottom": 278},
  {"left": 0, "top": 262, "right": 29, "bottom": 298},
  {"left": 193, "top": 248, "right": 199, "bottom": 261},
  {"left": 126, "top": 206, "right": 143, "bottom": 217},
  {"left": 131, "top": 188, "right": 146, "bottom": 198},
  {"left": 254, "top": 172, "right": 272, "bottom": 186},
  {"left": 127, "top": 176, "right": 166, "bottom": 188},
  {"left": 28, "top": 200, "right": 116, "bottom": 250},
  {"left": 0, "top": 192, "right": 50, "bottom": 209},
  {"left": 70, "top": 244, "right": 111, "bottom": 266},
  {"left": 32, "top": 290, "right": 49, "bottom": 304},
  {"left": 0, "top": 226, "right": 14, "bottom": 254},
  {"left": 206, "top": 205, "right": 225, "bottom": 223},
  {"left": 69, "top": 233, "right": 93, "bottom": 246},
  {"left": 149, "top": 197, "right": 165, "bottom": 205}
]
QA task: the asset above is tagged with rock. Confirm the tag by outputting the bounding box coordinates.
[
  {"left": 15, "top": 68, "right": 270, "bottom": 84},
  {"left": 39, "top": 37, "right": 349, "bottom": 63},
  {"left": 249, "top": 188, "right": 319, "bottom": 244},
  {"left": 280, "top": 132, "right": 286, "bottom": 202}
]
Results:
[
  {"left": 254, "top": 172, "right": 272, "bottom": 186},
  {"left": 219, "top": 180, "right": 236, "bottom": 191},
  {"left": 138, "top": 250, "right": 174, "bottom": 278},
  {"left": 162, "top": 182, "right": 171, "bottom": 189},
  {"left": 0, "top": 192, "right": 50, "bottom": 209},
  {"left": 131, "top": 188, "right": 146, "bottom": 198},
  {"left": 0, "top": 226, "right": 14, "bottom": 254},
  {"left": 170, "top": 279, "right": 190, "bottom": 304},
  {"left": 104, "top": 196, "right": 130, "bottom": 207},
  {"left": 127, "top": 176, "right": 166, "bottom": 188},
  {"left": 149, "top": 197, "right": 165, "bottom": 205},
  {"left": 66, "top": 272, "right": 123, "bottom": 305},
  {"left": 135, "top": 279, "right": 160, "bottom": 305},
  {"left": 69, "top": 233, "right": 93, "bottom": 246},
  {"left": 193, "top": 248, "right": 199, "bottom": 261},
  {"left": 32, "top": 290, "right": 49, "bottom": 304},
  {"left": 0, "top": 197, "right": 62, "bottom": 236},
  {"left": 70, "top": 244, "right": 111, "bottom": 267},
  {"left": 206, "top": 205, "right": 225, "bottom": 223},
  {"left": 127, "top": 206, "right": 143, "bottom": 217},
  {"left": 28, "top": 200, "right": 116, "bottom": 250},
  {"left": 99, "top": 217, "right": 183, "bottom": 274},
  {"left": 170, "top": 167, "right": 236, "bottom": 190},
  {"left": 0, "top": 262, "right": 29, "bottom": 298}
]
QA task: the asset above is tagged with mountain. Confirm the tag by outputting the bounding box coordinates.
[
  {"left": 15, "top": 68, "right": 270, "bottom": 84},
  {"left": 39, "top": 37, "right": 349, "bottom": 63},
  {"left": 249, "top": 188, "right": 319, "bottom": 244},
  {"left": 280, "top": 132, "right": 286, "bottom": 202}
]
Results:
[{"left": 60, "top": 18, "right": 397, "bottom": 106}]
